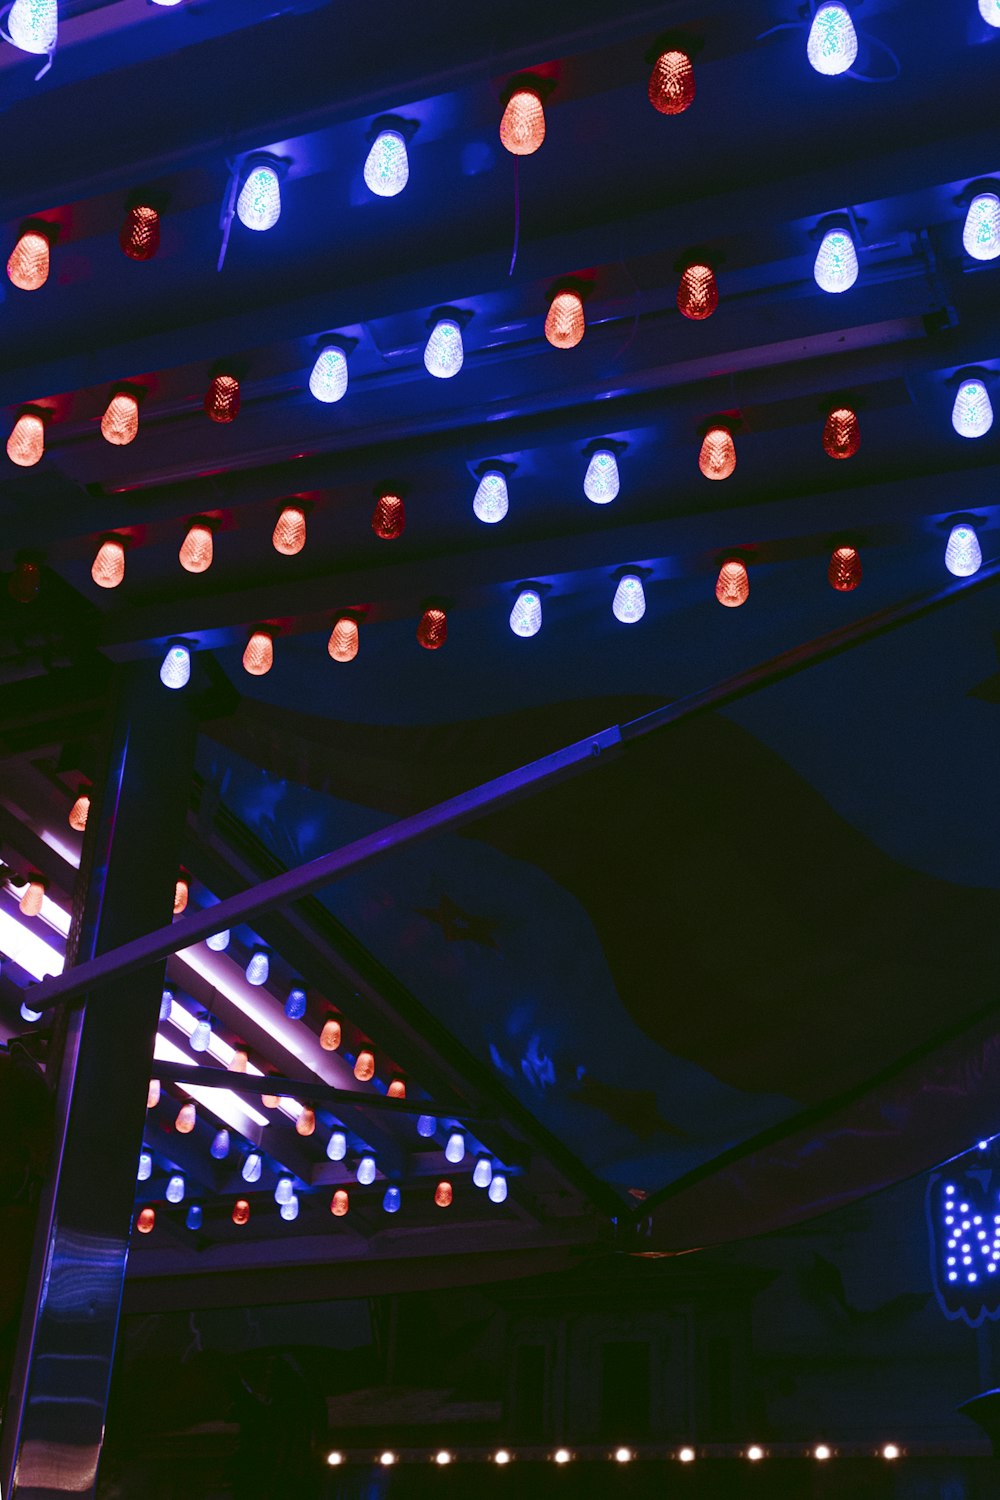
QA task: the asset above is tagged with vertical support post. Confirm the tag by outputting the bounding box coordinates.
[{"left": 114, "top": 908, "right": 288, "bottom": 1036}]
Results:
[{"left": 0, "top": 662, "right": 199, "bottom": 1498}]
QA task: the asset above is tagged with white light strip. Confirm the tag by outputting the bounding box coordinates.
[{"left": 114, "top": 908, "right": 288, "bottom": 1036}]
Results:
[
  {"left": 0, "top": 907, "right": 65, "bottom": 981},
  {"left": 153, "top": 1033, "right": 270, "bottom": 1134},
  {"left": 36, "top": 828, "right": 82, "bottom": 871}
]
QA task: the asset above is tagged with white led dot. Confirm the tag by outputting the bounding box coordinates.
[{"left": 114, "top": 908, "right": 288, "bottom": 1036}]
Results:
[
  {"left": 814, "top": 1445, "right": 831, "bottom": 1461},
  {"left": 435, "top": 1452, "right": 452, "bottom": 1466},
  {"left": 327, "top": 1453, "right": 343, "bottom": 1467},
  {"left": 678, "top": 1448, "right": 695, "bottom": 1463},
  {"left": 614, "top": 1448, "right": 632, "bottom": 1463},
  {"left": 882, "top": 1444, "right": 900, "bottom": 1461},
  {"left": 553, "top": 1449, "right": 570, "bottom": 1464},
  {"left": 747, "top": 1446, "right": 764, "bottom": 1462},
  {"left": 494, "top": 1450, "right": 511, "bottom": 1465},
  {"left": 380, "top": 1452, "right": 396, "bottom": 1467}
]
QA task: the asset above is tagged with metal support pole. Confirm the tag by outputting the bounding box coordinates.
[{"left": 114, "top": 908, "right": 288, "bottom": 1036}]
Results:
[
  {"left": 26, "top": 559, "right": 1000, "bottom": 1015},
  {"left": 0, "top": 663, "right": 199, "bottom": 1498}
]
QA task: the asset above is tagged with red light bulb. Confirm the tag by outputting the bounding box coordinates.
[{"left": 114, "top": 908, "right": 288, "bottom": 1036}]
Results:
[
  {"left": 205, "top": 373, "right": 240, "bottom": 424},
  {"left": 500, "top": 87, "right": 545, "bottom": 155},
  {"left": 232, "top": 1199, "right": 250, "bottom": 1226},
  {"left": 331, "top": 1189, "right": 349, "bottom": 1217},
  {"left": 179, "top": 520, "right": 214, "bottom": 573},
  {"left": 173, "top": 875, "right": 189, "bottom": 915},
  {"left": 320, "top": 1017, "right": 342, "bottom": 1051},
  {"left": 136, "top": 1207, "right": 156, "bottom": 1234},
  {"left": 828, "top": 545, "right": 862, "bottom": 592},
  {"left": 823, "top": 406, "right": 860, "bottom": 460},
  {"left": 417, "top": 606, "right": 447, "bottom": 650},
  {"left": 68, "top": 791, "right": 90, "bottom": 832},
  {"left": 544, "top": 289, "right": 585, "bottom": 349},
  {"left": 176, "top": 1101, "right": 196, "bottom": 1133},
  {"left": 91, "top": 537, "right": 126, "bottom": 589},
  {"left": 715, "top": 558, "right": 749, "bottom": 608},
  {"left": 7, "top": 410, "right": 45, "bottom": 466},
  {"left": 372, "top": 492, "right": 405, "bottom": 540},
  {"left": 434, "top": 1181, "right": 453, "bottom": 1208},
  {"left": 19, "top": 877, "right": 46, "bottom": 918},
  {"left": 699, "top": 427, "right": 736, "bottom": 480},
  {"left": 243, "top": 629, "right": 274, "bottom": 676},
  {"left": 387, "top": 1079, "right": 406, "bottom": 1099},
  {"left": 120, "top": 205, "right": 160, "bottom": 261},
  {"left": 328, "top": 616, "right": 359, "bottom": 662},
  {"left": 7, "top": 229, "right": 50, "bottom": 291},
  {"left": 296, "top": 1106, "right": 316, "bottom": 1137},
  {"left": 354, "top": 1050, "right": 375, "bottom": 1082},
  {"left": 648, "top": 49, "right": 696, "bottom": 115},
  {"left": 101, "top": 391, "right": 139, "bottom": 446},
  {"left": 272, "top": 504, "right": 306, "bottom": 555},
  {"left": 677, "top": 263, "right": 718, "bottom": 321}
]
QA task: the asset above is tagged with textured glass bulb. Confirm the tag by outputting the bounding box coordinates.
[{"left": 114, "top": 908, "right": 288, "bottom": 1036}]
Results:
[
  {"left": 228, "top": 1049, "right": 248, "bottom": 1073},
  {"left": 309, "top": 344, "right": 348, "bottom": 404},
  {"left": 382, "top": 1185, "right": 401, "bottom": 1213},
  {"left": 297, "top": 1107, "right": 316, "bottom": 1137},
  {"left": 331, "top": 1188, "right": 349, "bottom": 1216},
  {"left": 136, "top": 1207, "right": 155, "bottom": 1234},
  {"left": 273, "top": 505, "right": 306, "bottom": 555},
  {"left": 807, "top": 3, "right": 858, "bottom": 75},
  {"left": 274, "top": 1176, "right": 294, "bottom": 1206},
  {"left": 179, "top": 521, "right": 214, "bottom": 573},
  {"left": 488, "top": 1174, "right": 508, "bottom": 1203},
  {"left": 137, "top": 1151, "right": 152, "bottom": 1182},
  {"left": 952, "top": 379, "right": 994, "bottom": 438},
  {"left": 648, "top": 49, "right": 695, "bottom": 114},
  {"left": 473, "top": 470, "right": 509, "bottom": 524},
  {"left": 417, "top": 1114, "right": 436, "bottom": 1138},
  {"left": 173, "top": 877, "right": 188, "bottom": 914},
  {"left": 207, "top": 929, "right": 230, "bottom": 951},
  {"left": 320, "top": 1017, "right": 342, "bottom": 1051},
  {"left": 92, "top": 538, "right": 126, "bottom": 589},
  {"left": 191, "top": 1019, "right": 211, "bottom": 1053},
  {"left": 245, "top": 949, "right": 269, "bottom": 985},
  {"left": 8, "top": 0, "right": 57, "bottom": 56},
  {"left": 68, "top": 793, "right": 90, "bottom": 831},
  {"left": 387, "top": 1079, "right": 406, "bottom": 1098},
  {"left": 186, "top": 1205, "right": 203, "bottom": 1231},
  {"left": 176, "top": 1101, "right": 196, "bottom": 1133},
  {"left": 166, "top": 1174, "right": 185, "bottom": 1204},
  {"left": 354, "top": 1050, "right": 375, "bottom": 1082},
  {"left": 823, "top": 406, "right": 860, "bottom": 459},
  {"left": 147, "top": 1079, "right": 160, "bottom": 1109},
  {"left": 963, "top": 193, "right": 1000, "bottom": 261},
  {"left": 473, "top": 1157, "right": 493, "bottom": 1188},
  {"left": 8, "top": 230, "right": 49, "bottom": 291},
  {"left": 232, "top": 1199, "right": 250, "bottom": 1225},
  {"left": 120, "top": 204, "right": 160, "bottom": 261},
  {"left": 159, "top": 990, "right": 173, "bottom": 1022},
  {"left": 417, "top": 606, "right": 448, "bottom": 650},
  {"left": 445, "top": 1131, "right": 465, "bottom": 1164},
  {"left": 102, "top": 391, "right": 139, "bottom": 445},
  {"left": 424, "top": 317, "right": 464, "bottom": 378},
  {"left": 160, "top": 642, "right": 191, "bottom": 690},
  {"left": 500, "top": 88, "right": 545, "bottom": 155},
  {"left": 20, "top": 1001, "right": 42, "bottom": 1023},
  {"left": 327, "top": 1130, "right": 347, "bottom": 1162},
  {"left": 510, "top": 588, "right": 542, "bottom": 638},
  {"left": 545, "top": 290, "right": 585, "bottom": 350},
  {"left": 237, "top": 164, "right": 281, "bottom": 231},
  {"left": 280, "top": 1195, "right": 299, "bottom": 1222},
  {"left": 242, "top": 1152, "right": 262, "bottom": 1183},
  {"left": 716, "top": 558, "right": 750, "bottom": 607},
  {"left": 372, "top": 491, "right": 406, "bottom": 539},
  {"left": 328, "top": 617, "right": 359, "bottom": 662},
  {"left": 19, "top": 879, "right": 44, "bottom": 918},
  {"left": 613, "top": 574, "right": 646, "bottom": 624},
  {"left": 434, "top": 1180, "right": 453, "bottom": 1207},
  {"left": 584, "top": 449, "right": 620, "bottom": 504},
  {"left": 357, "top": 1155, "right": 376, "bottom": 1185},
  {"left": 243, "top": 630, "right": 274, "bottom": 675},
  {"left": 205, "top": 373, "right": 240, "bottom": 423},
  {"left": 945, "top": 524, "right": 982, "bottom": 577},
  {"left": 7, "top": 411, "right": 45, "bottom": 466},
  {"left": 699, "top": 427, "right": 736, "bottom": 480},
  {"left": 285, "top": 986, "right": 307, "bottom": 1020},
  {"left": 981, "top": 0, "right": 1000, "bottom": 25},
  {"left": 677, "top": 263, "right": 718, "bottom": 320},
  {"left": 211, "top": 1129, "right": 230, "bottom": 1160},
  {"left": 364, "top": 129, "right": 409, "bottom": 197},
  {"left": 828, "top": 545, "right": 862, "bottom": 592},
  {"left": 814, "top": 228, "right": 859, "bottom": 293}
]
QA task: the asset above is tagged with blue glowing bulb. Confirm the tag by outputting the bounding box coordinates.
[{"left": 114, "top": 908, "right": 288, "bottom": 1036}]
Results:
[
  {"left": 327, "top": 1130, "right": 347, "bottom": 1162},
  {"left": 806, "top": 3, "right": 858, "bottom": 76},
  {"left": 445, "top": 1131, "right": 465, "bottom": 1164},
  {"left": 473, "top": 1157, "right": 493, "bottom": 1189},
  {"left": 356, "top": 1154, "right": 376, "bottom": 1185},
  {"left": 8, "top": 0, "right": 57, "bottom": 56},
  {"left": 206, "top": 929, "right": 230, "bottom": 952},
  {"left": 417, "top": 1115, "right": 436, "bottom": 1138},
  {"left": 308, "top": 344, "right": 349, "bottom": 404},
  {"left": 280, "top": 1194, "right": 299, "bottom": 1222},
  {"left": 211, "top": 1129, "right": 230, "bottom": 1161},
  {"left": 945, "top": 524, "right": 982, "bottom": 578},
  {"left": 166, "top": 1174, "right": 185, "bottom": 1204},
  {"left": 285, "top": 986, "right": 307, "bottom": 1020},
  {"left": 473, "top": 470, "right": 509, "bottom": 524},
  {"left": 237, "top": 164, "right": 281, "bottom": 232},
  {"left": 814, "top": 228, "right": 859, "bottom": 294},
  {"left": 509, "top": 589, "right": 542, "bottom": 638},
  {"left": 584, "top": 449, "right": 620, "bottom": 504},
  {"left": 159, "top": 989, "right": 173, "bottom": 1021},
  {"left": 20, "top": 1001, "right": 42, "bottom": 1024},
  {"left": 963, "top": 193, "right": 1000, "bottom": 262},
  {"left": 137, "top": 1151, "right": 152, "bottom": 1182},
  {"left": 160, "top": 642, "right": 191, "bottom": 690},
  {"left": 246, "top": 949, "right": 269, "bottom": 986},
  {"left": 952, "top": 379, "right": 994, "bottom": 439},
  {"left": 364, "top": 129, "right": 409, "bottom": 198},
  {"left": 612, "top": 574, "right": 646, "bottom": 624},
  {"left": 980, "top": 0, "right": 1000, "bottom": 26},
  {"left": 382, "top": 1185, "right": 401, "bottom": 1213},
  {"left": 424, "top": 318, "right": 464, "bottom": 379},
  {"left": 242, "top": 1152, "right": 262, "bottom": 1183},
  {"left": 488, "top": 1174, "right": 508, "bottom": 1204},
  {"left": 191, "top": 1018, "right": 211, "bottom": 1053},
  {"left": 274, "top": 1176, "right": 294, "bottom": 1205},
  {"left": 186, "top": 1204, "right": 203, "bottom": 1230}
]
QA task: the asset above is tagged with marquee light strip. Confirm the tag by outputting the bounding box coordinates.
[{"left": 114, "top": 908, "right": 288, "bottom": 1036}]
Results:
[{"left": 321, "top": 1441, "right": 996, "bottom": 1466}]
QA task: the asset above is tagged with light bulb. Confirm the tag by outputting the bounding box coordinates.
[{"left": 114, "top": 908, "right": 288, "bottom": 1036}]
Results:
[
  {"left": 494, "top": 1451, "right": 511, "bottom": 1465},
  {"left": 68, "top": 792, "right": 90, "bottom": 831},
  {"left": 354, "top": 1050, "right": 375, "bottom": 1082},
  {"left": 424, "top": 317, "right": 464, "bottom": 378},
  {"left": 7, "top": 411, "right": 45, "bottom": 466},
  {"left": 699, "top": 427, "right": 736, "bottom": 480},
  {"left": 500, "top": 87, "right": 545, "bottom": 155},
  {"left": 417, "top": 1115, "right": 436, "bottom": 1138},
  {"left": 747, "top": 1446, "right": 764, "bottom": 1462},
  {"left": 147, "top": 1079, "right": 161, "bottom": 1109},
  {"left": 488, "top": 1174, "right": 508, "bottom": 1203},
  {"left": 296, "top": 1107, "right": 316, "bottom": 1137},
  {"left": 473, "top": 1157, "right": 493, "bottom": 1188},
  {"left": 445, "top": 1131, "right": 465, "bottom": 1164},
  {"left": 823, "top": 406, "right": 860, "bottom": 459},
  {"left": 679, "top": 1448, "right": 696, "bottom": 1464},
  {"left": 382, "top": 1185, "right": 401, "bottom": 1213},
  {"left": 882, "top": 1444, "right": 900, "bottom": 1461},
  {"left": 243, "top": 630, "right": 274, "bottom": 676},
  {"left": 553, "top": 1449, "right": 570, "bottom": 1465},
  {"left": 945, "top": 523, "right": 982, "bottom": 577},
  {"left": 434, "top": 1180, "right": 453, "bottom": 1207},
  {"left": 814, "top": 1445, "right": 831, "bottom": 1461},
  {"left": 364, "top": 129, "right": 409, "bottom": 197},
  {"left": 328, "top": 616, "right": 359, "bottom": 662},
  {"left": 980, "top": 0, "right": 1000, "bottom": 25},
  {"left": 473, "top": 470, "right": 509, "bottom": 524},
  {"left": 272, "top": 505, "right": 307, "bottom": 555},
  {"left": 331, "top": 1188, "right": 350, "bottom": 1216},
  {"left": 356, "top": 1155, "right": 376, "bottom": 1185},
  {"left": 716, "top": 558, "right": 750, "bottom": 607},
  {"left": 327, "top": 1130, "right": 347, "bottom": 1162},
  {"left": 242, "top": 1153, "right": 262, "bottom": 1183},
  {"left": 246, "top": 949, "right": 269, "bottom": 985},
  {"left": 436, "top": 1452, "right": 451, "bottom": 1466},
  {"left": 186, "top": 1204, "right": 203, "bottom": 1231},
  {"left": 308, "top": 344, "right": 348, "bottom": 403},
  {"left": 545, "top": 289, "right": 585, "bottom": 350},
  {"left": 232, "top": 1199, "right": 250, "bottom": 1225},
  {"left": 584, "top": 449, "right": 620, "bottom": 503},
  {"left": 7, "top": 0, "right": 56, "bottom": 57},
  {"left": 20, "top": 1002, "right": 42, "bottom": 1023},
  {"left": 190, "top": 1018, "right": 211, "bottom": 1053},
  {"left": 648, "top": 49, "right": 695, "bottom": 114},
  {"left": 274, "top": 1176, "right": 293, "bottom": 1205},
  {"left": 510, "top": 588, "right": 542, "bottom": 638},
  {"left": 176, "top": 1101, "right": 196, "bottom": 1133},
  {"left": 92, "top": 537, "right": 126, "bottom": 589},
  {"left": 963, "top": 192, "right": 1000, "bottom": 261},
  {"left": 101, "top": 391, "right": 139, "bottom": 446},
  {"left": 952, "top": 379, "right": 994, "bottom": 438},
  {"left": 120, "top": 205, "right": 160, "bottom": 261},
  {"left": 159, "top": 990, "right": 173, "bottom": 1021},
  {"left": 166, "top": 1173, "right": 185, "bottom": 1204},
  {"left": 8, "top": 230, "right": 49, "bottom": 291},
  {"left": 387, "top": 1079, "right": 406, "bottom": 1099},
  {"left": 19, "top": 879, "right": 45, "bottom": 918},
  {"left": 136, "top": 1207, "right": 155, "bottom": 1234},
  {"left": 211, "top": 1129, "right": 230, "bottom": 1160},
  {"left": 814, "top": 227, "right": 859, "bottom": 294},
  {"left": 806, "top": 3, "right": 858, "bottom": 76},
  {"left": 615, "top": 1449, "right": 632, "bottom": 1464},
  {"left": 137, "top": 1151, "right": 152, "bottom": 1182},
  {"left": 828, "top": 545, "right": 862, "bottom": 592},
  {"left": 285, "top": 986, "right": 307, "bottom": 1020},
  {"left": 677, "top": 262, "right": 717, "bottom": 320},
  {"left": 173, "top": 876, "right": 189, "bottom": 915},
  {"left": 237, "top": 163, "right": 281, "bottom": 232},
  {"left": 160, "top": 641, "right": 191, "bottom": 690},
  {"left": 207, "top": 929, "right": 230, "bottom": 951},
  {"left": 380, "top": 1453, "right": 396, "bottom": 1468},
  {"left": 179, "top": 520, "right": 214, "bottom": 574},
  {"left": 417, "top": 606, "right": 447, "bottom": 650},
  {"left": 613, "top": 573, "right": 646, "bottom": 624},
  {"left": 320, "top": 1017, "right": 342, "bottom": 1051},
  {"left": 205, "top": 373, "right": 240, "bottom": 424},
  {"left": 228, "top": 1049, "right": 248, "bottom": 1073},
  {"left": 372, "top": 491, "right": 406, "bottom": 539},
  {"left": 280, "top": 1194, "right": 299, "bottom": 1222}
]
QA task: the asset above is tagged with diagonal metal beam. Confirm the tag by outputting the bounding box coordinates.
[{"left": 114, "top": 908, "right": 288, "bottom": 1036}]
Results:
[{"left": 26, "top": 558, "right": 1000, "bottom": 1013}]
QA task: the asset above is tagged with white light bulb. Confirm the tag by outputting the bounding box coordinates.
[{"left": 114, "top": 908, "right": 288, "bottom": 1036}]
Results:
[
  {"left": 806, "top": 3, "right": 858, "bottom": 76},
  {"left": 20, "top": 1002, "right": 42, "bottom": 1023},
  {"left": 309, "top": 345, "right": 349, "bottom": 403},
  {"left": 747, "top": 1446, "right": 764, "bottom": 1462},
  {"left": 242, "top": 1152, "right": 262, "bottom": 1184},
  {"left": 417, "top": 1115, "right": 436, "bottom": 1137},
  {"left": 615, "top": 1448, "right": 632, "bottom": 1463},
  {"left": 357, "top": 1154, "right": 376, "bottom": 1185},
  {"left": 8, "top": 0, "right": 57, "bottom": 55},
  {"left": 678, "top": 1448, "right": 695, "bottom": 1464},
  {"left": 280, "top": 1194, "right": 299, "bottom": 1222},
  {"left": 952, "top": 379, "right": 994, "bottom": 438},
  {"left": 364, "top": 129, "right": 409, "bottom": 197},
  {"left": 509, "top": 589, "right": 542, "bottom": 638},
  {"left": 944, "top": 524, "right": 982, "bottom": 578},
  {"left": 274, "top": 1176, "right": 294, "bottom": 1205},
  {"left": 191, "top": 1019, "right": 211, "bottom": 1053},
  {"left": 882, "top": 1444, "right": 900, "bottom": 1461},
  {"left": 473, "top": 470, "right": 509, "bottom": 524},
  {"left": 553, "top": 1450, "right": 570, "bottom": 1465},
  {"left": 382, "top": 1185, "right": 401, "bottom": 1213},
  {"left": 327, "top": 1130, "right": 347, "bottom": 1162},
  {"left": 980, "top": 0, "right": 1000, "bottom": 26},
  {"left": 166, "top": 1174, "right": 185, "bottom": 1204},
  {"left": 488, "top": 1173, "right": 508, "bottom": 1203},
  {"left": 963, "top": 193, "right": 1000, "bottom": 262},
  {"left": 160, "top": 642, "right": 191, "bottom": 690},
  {"left": 445, "top": 1131, "right": 465, "bottom": 1164},
  {"left": 494, "top": 1451, "right": 511, "bottom": 1465},
  {"left": 237, "top": 164, "right": 281, "bottom": 232},
  {"left": 424, "top": 317, "right": 464, "bottom": 379},
  {"left": 612, "top": 573, "right": 646, "bottom": 624},
  {"left": 814, "top": 227, "right": 859, "bottom": 293},
  {"left": 246, "top": 950, "right": 269, "bottom": 986},
  {"left": 473, "top": 1157, "right": 493, "bottom": 1188},
  {"left": 137, "top": 1152, "right": 152, "bottom": 1182},
  {"left": 584, "top": 448, "right": 620, "bottom": 504},
  {"left": 206, "top": 929, "right": 230, "bottom": 952},
  {"left": 814, "top": 1445, "right": 831, "bottom": 1461}
]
